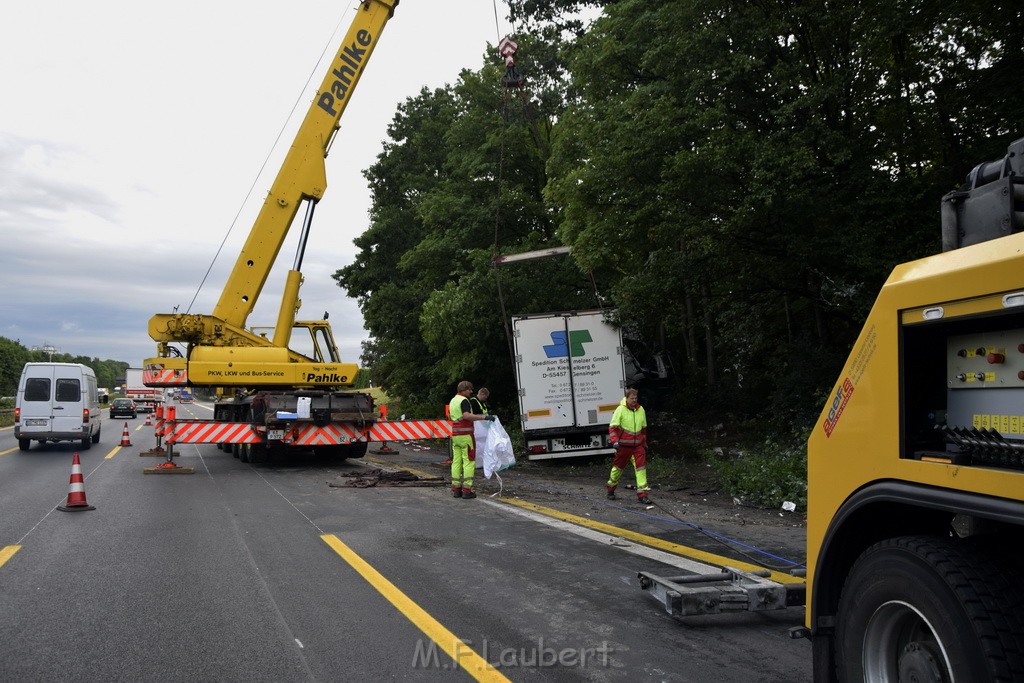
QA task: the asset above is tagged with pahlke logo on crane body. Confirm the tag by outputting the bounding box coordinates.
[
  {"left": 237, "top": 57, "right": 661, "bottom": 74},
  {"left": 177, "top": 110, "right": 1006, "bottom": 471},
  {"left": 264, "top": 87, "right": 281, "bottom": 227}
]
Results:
[
  {"left": 317, "top": 29, "right": 374, "bottom": 117},
  {"left": 543, "top": 329, "right": 594, "bottom": 358}
]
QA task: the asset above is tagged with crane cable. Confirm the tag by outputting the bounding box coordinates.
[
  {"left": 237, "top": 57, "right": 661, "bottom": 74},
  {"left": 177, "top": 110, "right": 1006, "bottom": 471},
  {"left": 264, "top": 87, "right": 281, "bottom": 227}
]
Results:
[{"left": 185, "top": 3, "right": 359, "bottom": 319}]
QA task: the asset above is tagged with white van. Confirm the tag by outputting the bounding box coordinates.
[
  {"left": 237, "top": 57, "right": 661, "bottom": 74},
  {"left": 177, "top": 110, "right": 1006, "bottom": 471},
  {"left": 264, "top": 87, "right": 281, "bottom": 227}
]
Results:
[{"left": 15, "top": 362, "right": 102, "bottom": 451}]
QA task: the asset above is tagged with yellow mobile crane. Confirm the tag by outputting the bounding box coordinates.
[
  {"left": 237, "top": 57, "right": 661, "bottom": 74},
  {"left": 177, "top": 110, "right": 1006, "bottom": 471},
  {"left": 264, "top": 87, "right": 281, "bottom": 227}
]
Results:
[{"left": 143, "top": 1, "right": 449, "bottom": 462}]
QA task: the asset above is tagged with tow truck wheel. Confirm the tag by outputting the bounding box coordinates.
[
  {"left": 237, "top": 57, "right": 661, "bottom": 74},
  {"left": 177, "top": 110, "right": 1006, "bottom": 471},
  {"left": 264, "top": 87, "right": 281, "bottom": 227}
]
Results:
[
  {"left": 238, "top": 443, "right": 250, "bottom": 463},
  {"left": 836, "top": 535, "right": 1024, "bottom": 682}
]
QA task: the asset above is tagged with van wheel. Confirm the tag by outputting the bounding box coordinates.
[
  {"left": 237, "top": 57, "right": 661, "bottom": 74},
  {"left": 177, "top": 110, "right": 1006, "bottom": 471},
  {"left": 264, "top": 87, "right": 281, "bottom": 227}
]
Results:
[
  {"left": 92, "top": 427, "right": 101, "bottom": 444},
  {"left": 81, "top": 436, "right": 92, "bottom": 450},
  {"left": 18, "top": 439, "right": 30, "bottom": 451}
]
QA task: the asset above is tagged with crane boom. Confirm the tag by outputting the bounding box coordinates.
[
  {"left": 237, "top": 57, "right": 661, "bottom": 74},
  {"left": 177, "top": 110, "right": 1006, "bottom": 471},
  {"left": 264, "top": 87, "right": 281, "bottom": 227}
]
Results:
[
  {"left": 146, "top": 0, "right": 398, "bottom": 388},
  {"left": 215, "top": 0, "right": 397, "bottom": 329}
]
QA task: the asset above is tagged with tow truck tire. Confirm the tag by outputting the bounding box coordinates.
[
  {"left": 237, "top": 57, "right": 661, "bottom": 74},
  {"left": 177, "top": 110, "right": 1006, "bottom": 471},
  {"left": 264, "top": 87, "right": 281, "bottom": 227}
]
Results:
[{"left": 836, "top": 535, "right": 1024, "bottom": 682}]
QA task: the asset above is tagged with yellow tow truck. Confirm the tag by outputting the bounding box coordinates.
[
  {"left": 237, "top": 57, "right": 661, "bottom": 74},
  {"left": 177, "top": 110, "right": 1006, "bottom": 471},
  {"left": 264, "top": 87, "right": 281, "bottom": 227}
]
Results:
[
  {"left": 640, "top": 139, "right": 1024, "bottom": 682},
  {"left": 804, "top": 137, "right": 1024, "bottom": 681}
]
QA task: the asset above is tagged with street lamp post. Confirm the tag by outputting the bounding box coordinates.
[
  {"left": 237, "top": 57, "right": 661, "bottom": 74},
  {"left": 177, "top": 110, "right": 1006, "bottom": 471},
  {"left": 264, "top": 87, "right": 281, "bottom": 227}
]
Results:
[{"left": 31, "top": 343, "right": 59, "bottom": 361}]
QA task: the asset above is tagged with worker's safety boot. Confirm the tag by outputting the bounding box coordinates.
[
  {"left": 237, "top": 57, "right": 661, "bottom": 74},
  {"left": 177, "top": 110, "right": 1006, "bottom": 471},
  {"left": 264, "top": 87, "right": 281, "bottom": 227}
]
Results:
[
  {"left": 637, "top": 492, "right": 652, "bottom": 505},
  {"left": 461, "top": 488, "right": 477, "bottom": 500},
  {"left": 452, "top": 488, "right": 463, "bottom": 498},
  {"left": 606, "top": 486, "right": 618, "bottom": 500}
]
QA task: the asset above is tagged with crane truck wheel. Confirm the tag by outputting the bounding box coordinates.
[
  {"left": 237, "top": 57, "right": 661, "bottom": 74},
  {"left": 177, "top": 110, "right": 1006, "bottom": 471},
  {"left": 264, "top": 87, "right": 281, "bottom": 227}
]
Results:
[
  {"left": 248, "top": 442, "right": 268, "bottom": 464},
  {"left": 238, "top": 443, "right": 250, "bottom": 463},
  {"left": 836, "top": 535, "right": 1024, "bottom": 682},
  {"left": 231, "top": 443, "right": 240, "bottom": 459}
]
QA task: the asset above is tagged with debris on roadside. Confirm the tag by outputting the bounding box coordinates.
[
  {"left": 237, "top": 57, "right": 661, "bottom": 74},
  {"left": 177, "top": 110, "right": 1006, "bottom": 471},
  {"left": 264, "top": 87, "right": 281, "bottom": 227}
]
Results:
[{"left": 328, "top": 468, "right": 446, "bottom": 489}]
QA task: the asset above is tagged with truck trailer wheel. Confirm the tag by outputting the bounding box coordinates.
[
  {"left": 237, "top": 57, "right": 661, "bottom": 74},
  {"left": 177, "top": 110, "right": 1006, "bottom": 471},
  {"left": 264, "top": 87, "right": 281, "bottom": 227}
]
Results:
[
  {"left": 248, "top": 442, "right": 268, "bottom": 464},
  {"left": 836, "top": 535, "right": 1024, "bottom": 682}
]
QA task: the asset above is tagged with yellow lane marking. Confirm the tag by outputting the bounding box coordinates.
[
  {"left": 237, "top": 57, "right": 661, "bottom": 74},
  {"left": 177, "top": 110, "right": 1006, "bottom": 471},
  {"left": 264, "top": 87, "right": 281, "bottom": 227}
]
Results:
[
  {"left": 0, "top": 545, "right": 22, "bottom": 568},
  {"left": 497, "top": 498, "right": 804, "bottom": 585},
  {"left": 105, "top": 446, "right": 121, "bottom": 460},
  {"left": 321, "top": 534, "right": 510, "bottom": 682},
  {"left": 0, "top": 447, "right": 18, "bottom": 456}
]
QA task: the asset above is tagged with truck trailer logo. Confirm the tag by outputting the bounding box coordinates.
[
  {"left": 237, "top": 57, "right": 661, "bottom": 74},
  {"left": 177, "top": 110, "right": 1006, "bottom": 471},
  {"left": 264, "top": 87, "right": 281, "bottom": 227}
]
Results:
[
  {"left": 543, "top": 329, "right": 594, "bottom": 358},
  {"left": 822, "top": 378, "right": 854, "bottom": 437}
]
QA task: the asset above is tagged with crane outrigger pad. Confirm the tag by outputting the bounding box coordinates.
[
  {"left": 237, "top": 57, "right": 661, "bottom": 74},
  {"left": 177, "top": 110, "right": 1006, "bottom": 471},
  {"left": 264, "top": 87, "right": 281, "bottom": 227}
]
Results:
[{"left": 638, "top": 566, "right": 805, "bottom": 617}]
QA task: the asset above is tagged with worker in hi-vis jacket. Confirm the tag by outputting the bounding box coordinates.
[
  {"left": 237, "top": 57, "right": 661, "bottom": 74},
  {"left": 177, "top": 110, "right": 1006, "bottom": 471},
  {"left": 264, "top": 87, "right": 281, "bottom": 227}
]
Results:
[{"left": 606, "top": 388, "right": 651, "bottom": 504}]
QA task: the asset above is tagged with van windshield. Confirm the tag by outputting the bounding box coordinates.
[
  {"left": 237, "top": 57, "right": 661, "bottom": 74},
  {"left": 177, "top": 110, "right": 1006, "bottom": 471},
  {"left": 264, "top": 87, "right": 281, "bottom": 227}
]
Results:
[
  {"left": 56, "top": 378, "right": 81, "bottom": 402},
  {"left": 24, "top": 378, "right": 50, "bottom": 402}
]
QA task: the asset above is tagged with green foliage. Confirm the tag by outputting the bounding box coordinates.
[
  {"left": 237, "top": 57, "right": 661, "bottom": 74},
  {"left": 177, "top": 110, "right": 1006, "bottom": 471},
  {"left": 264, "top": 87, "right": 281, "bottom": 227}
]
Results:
[
  {"left": 710, "top": 435, "right": 809, "bottom": 511},
  {"left": 0, "top": 336, "right": 128, "bottom": 397},
  {"left": 337, "top": 0, "right": 1023, "bottom": 446}
]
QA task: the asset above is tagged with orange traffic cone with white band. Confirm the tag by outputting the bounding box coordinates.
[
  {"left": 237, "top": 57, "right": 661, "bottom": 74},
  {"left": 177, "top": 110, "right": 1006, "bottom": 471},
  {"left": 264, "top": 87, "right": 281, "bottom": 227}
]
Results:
[
  {"left": 57, "top": 452, "right": 95, "bottom": 512},
  {"left": 120, "top": 422, "right": 132, "bottom": 447},
  {"left": 145, "top": 412, "right": 152, "bottom": 426}
]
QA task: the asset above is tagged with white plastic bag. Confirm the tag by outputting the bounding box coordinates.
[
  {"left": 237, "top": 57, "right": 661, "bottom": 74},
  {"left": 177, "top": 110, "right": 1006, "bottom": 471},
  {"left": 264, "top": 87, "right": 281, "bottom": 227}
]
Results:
[{"left": 477, "top": 417, "right": 516, "bottom": 479}]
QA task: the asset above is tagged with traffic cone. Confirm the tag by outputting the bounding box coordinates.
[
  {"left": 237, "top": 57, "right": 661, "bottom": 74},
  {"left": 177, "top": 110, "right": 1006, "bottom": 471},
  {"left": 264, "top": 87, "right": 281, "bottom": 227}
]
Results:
[
  {"left": 120, "top": 422, "right": 132, "bottom": 447},
  {"left": 57, "top": 452, "right": 95, "bottom": 512},
  {"left": 144, "top": 412, "right": 152, "bottom": 426}
]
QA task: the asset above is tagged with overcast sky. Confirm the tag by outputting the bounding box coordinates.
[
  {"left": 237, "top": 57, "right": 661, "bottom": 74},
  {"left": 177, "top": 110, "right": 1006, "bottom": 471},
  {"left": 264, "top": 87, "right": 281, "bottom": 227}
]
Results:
[{"left": 0, "top": 0, "right": 512, "bottom": 366}]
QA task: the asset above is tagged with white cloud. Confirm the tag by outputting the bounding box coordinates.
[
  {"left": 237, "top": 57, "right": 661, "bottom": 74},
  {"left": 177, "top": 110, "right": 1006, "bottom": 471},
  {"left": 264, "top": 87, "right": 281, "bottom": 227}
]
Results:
[{"left": 0, "top": 0, "right": 509, "bottom": 366}]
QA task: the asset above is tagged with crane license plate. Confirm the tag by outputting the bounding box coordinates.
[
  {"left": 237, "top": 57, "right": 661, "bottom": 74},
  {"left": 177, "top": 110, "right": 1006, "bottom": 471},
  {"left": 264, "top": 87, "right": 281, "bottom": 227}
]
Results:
[{"left": 267, "top": 429, "right": 285, "bottom": 440}]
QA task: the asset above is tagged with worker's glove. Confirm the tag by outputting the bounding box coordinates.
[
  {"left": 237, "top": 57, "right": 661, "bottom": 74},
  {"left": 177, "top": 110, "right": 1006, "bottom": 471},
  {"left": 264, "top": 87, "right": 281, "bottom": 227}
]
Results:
[{"left": 486, "top": 414, "right": 497, "bottom": 422}]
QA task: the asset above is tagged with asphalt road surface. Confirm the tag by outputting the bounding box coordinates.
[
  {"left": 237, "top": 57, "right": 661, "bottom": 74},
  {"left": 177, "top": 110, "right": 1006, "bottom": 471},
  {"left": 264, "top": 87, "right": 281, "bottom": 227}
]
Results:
[{"left": 0, "top": 403, "right": 811, "bottom": 682}]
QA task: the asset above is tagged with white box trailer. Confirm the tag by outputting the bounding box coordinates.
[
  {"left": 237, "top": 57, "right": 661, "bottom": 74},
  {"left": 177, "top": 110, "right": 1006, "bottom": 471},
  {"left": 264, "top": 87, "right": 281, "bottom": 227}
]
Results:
[
  {"left": 512, "top": 310, "right": 626, "bottom": 460},
  {"left": 125, "top": 367, "right": 164, "bottom": 412}
]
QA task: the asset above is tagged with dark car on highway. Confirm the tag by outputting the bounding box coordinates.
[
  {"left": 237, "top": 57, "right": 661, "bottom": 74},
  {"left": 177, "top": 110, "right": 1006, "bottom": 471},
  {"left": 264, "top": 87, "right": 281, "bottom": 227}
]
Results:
[{"left": 109, "top": 398, "right": 137, "bottom": 419}]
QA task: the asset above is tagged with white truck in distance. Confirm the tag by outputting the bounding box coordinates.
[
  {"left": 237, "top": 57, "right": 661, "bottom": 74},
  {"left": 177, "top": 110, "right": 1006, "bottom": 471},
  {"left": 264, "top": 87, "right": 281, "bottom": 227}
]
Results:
[
  {"left": 124, "top": 367, "right": 164, "bottom": 413},
  {"left": 513, "top": 310, "right": 627, "bottom": 460}
]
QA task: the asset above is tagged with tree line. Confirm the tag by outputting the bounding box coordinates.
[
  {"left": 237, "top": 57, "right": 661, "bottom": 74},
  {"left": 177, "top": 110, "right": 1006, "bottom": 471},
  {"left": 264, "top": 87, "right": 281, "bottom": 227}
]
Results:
[
  {"left": 335, "top": 0, "right": 1023, "bottom": 432},
  {"left": 0, "top": 336, "right": 128, "bottom": 397}
]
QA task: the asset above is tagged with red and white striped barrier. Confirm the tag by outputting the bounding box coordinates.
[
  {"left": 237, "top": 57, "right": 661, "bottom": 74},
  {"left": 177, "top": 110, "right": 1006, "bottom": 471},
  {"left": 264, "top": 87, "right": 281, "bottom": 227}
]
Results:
[{"left": 161, "top": 419, "right": 451, "bottom": 446}]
